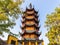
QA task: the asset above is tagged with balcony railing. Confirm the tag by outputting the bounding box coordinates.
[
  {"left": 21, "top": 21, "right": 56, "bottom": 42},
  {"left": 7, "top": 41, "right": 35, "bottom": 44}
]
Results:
[
  {"left": 26, "top": 11, "right": 34, "bottom": 14},
  {"left": 25, "top": 30, "right": 36, "bottom": 33},
  {"left": 22, "top": 22, "right": 38, "bottom": 27}
]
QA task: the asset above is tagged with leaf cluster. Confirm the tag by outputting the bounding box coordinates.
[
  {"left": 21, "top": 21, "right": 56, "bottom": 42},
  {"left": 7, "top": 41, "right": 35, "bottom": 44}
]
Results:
[
  {"left": 45, "top": 7, "right": 60, "bottom": 45},
  {"left": 0, "top": 0, "right": 23, "bottom": 36}
]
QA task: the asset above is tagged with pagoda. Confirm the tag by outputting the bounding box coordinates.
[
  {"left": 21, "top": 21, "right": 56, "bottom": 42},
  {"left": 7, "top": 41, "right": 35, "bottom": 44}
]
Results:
[{"left": 18, "top": 4, "right": 44, "bottom": 45}]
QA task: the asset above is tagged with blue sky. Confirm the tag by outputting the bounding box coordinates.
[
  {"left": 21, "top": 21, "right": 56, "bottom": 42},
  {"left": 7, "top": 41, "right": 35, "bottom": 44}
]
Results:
[{"left": 0, "top": 0, "right": 60, "bottom": 45}]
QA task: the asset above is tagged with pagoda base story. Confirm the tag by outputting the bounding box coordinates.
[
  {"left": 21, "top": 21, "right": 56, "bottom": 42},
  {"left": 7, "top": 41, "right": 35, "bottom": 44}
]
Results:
[{"left": 18, "top": 40, "right": 43, "bottom": 45}]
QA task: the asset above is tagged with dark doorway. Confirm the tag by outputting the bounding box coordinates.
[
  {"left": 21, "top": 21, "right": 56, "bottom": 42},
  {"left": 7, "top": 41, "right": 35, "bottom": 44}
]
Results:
[{"left": 11, "top": 40, "right": 16, "bottom": 45}]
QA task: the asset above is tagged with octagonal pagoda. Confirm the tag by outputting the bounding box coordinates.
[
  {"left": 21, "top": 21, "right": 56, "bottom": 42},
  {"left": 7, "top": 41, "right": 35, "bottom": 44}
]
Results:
[{"left": 19, "top": 4, "right": 44, "bottom": 45}]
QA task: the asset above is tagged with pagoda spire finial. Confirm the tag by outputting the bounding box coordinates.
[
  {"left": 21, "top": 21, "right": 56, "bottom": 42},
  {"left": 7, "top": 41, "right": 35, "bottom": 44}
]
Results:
[{"left": 29, "top": 3, "right": 32, "bottom": 9}]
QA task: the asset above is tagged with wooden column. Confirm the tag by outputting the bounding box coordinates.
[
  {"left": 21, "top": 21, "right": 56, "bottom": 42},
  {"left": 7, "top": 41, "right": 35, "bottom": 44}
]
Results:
[
  {"left": 22, "top": 42, "right": 24, "bottom": 45},
  {"left": 35, "top": 41, "right": 38, "bottom": 45},
  {"left": 42, "top": 41, "right": 44, "bottom": 45},
  {"left": 29, "top": 41, "right": 31, "bottom": 45}
]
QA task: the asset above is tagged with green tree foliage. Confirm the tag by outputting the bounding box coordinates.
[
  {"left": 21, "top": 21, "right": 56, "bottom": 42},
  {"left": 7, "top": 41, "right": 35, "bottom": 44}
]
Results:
[
  {"left": 45, "top": 7, "right": 60, "bottom": 45},
  {"left": 0, "top": 0, "right": 23, "bottom": 36}
]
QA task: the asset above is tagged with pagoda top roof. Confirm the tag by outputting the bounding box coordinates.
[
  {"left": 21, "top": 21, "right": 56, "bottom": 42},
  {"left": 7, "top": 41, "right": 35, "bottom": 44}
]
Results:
[
  {"left": 24, "top": 3, "right": 38, "bottom": 14},
  {"left": 24, "top": 8, "right": 38, "bottom": 14}
]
